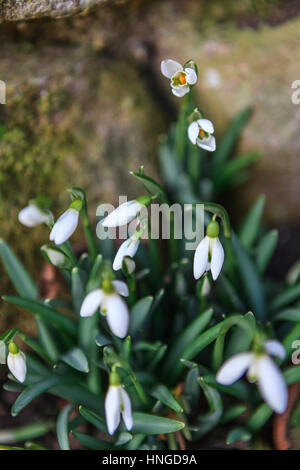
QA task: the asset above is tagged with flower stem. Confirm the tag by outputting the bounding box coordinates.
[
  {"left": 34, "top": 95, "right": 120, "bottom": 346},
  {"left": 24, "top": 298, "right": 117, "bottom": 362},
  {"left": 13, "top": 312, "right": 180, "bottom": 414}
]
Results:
[{"left": 81, "top": 200, "right": 98, "bottom": 261}]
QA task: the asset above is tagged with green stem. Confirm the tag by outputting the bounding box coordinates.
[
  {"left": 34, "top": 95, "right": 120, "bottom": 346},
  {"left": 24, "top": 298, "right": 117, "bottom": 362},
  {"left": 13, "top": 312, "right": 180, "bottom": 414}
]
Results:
[
  {"left": 81, "top": 200, "right": 97, "bottom": 261},
  {"left": 175, "top": 94, "right": 189, "bottom": 164},
  {"left": 203, "top": 202, "right": 232, "bottom": 238}
]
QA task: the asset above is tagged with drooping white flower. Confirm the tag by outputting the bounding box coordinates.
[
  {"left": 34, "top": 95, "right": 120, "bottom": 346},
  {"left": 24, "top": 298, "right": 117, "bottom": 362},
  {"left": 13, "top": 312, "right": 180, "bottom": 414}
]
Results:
[
  {"left": 50, "top": 208, "right": 79, "bottom": 245},
  {"left": 113, "top": 236, "right": 140, "bottom": 271},
  {"left": 188, "top": 118, "right": 216, "bottom": 152},
  {"left": 216, "top": 340, "right": 287, "bottom": 414},
  {"left": 80, "top": 280, "right": 129, "bottom": 338},
  {"left": 7, "top": 342, "right": 27, "bottom": 383},
  {"left": 161, "top": 59, "right": 198, "bottom": 97},
  {"left": 18, "top": 204, "right": 50, "bottom": 227},
  {"left": 105, "top": 372, "right": 133, "bottom": 435},
  {"left": 41, "top": 245, "right": 72, "bottom": 269},
  {"left": 102, "top": 200, "right": 144, "bottom": 228},
  {"left": 193, "top": 220, "right": 224, "bottom": 281}
]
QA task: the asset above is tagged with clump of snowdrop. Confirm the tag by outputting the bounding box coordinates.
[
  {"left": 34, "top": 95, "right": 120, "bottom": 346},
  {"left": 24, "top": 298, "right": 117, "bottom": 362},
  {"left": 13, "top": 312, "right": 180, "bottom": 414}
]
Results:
[
  {"left": 105, "top": 370, "right": 133, "bottom": 435},
  {"left": 161, "top": 59, "right": 198, "bottom": 97},
  {"left": 7, "top": 342, "right": 27, "bottom": 383},
  {"left": 193, "top": 219, "right": 224, "bottom": 281},
  {"left": 80, "top": 267, "right": 130, "bottom": 338},
  {"left": 216, "top": 339, "right": 288, "bottom": 413},
  {"left": 18, "top": 202, "right": 51, "bottom": 227},
  {"left": 188, "top": 116, "right": 216, "bottom": 152},
  {"left": 50, "top": 199, "right": 82, "bottom": 245}
]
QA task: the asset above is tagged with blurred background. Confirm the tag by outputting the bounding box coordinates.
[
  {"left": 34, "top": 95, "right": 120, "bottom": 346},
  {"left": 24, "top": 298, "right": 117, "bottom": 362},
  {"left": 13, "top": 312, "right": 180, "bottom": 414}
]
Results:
[{"left": 1, "top": 0, "right": 300, "bottom": 335}]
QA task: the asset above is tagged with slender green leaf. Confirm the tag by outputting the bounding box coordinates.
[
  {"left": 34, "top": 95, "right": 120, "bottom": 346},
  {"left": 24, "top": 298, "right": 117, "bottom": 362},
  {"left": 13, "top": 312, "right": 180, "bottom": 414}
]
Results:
[
  {"left": 12, "top": 375, "right": 66, "bottom": 416},
  {"left": 226, "top": 427, "right": 251, "bottom": 445},
  {"left": 151, "top": 384, "right": 183, "bottom": 413},
  {"left": 270, "top": 285, "right": 300, "bottom": 312},
  {"left": 86, "top": 254, "right": 103, "bottom": 292},
  {"left": 164, "top": 308, "right": 213, "bottom": 373},
  {"left": 129, "top": 296, "right": 153, "bottom": 336},
  {"left": 61, "top": 347, "right": 89, "bottom": 373},
  {"left": 71, "top": 268, "right": 86, "bottom": 314},
  {"left": 0, "top": 240, "right": 38, "bottom": 299},
  {"left": 131, "top": 412, "right": 184, "bottom": 435},
  {"left": 72, "top": 431, "right": 112, "bottom": 450},
  {"left": 231, "top": 233, "right": 266, "bottom": 322},
  {"left": 212, "top": 107, "right": 252, "bottom": 169},
  {"left": 130, "top": 171, "right": 167, "bottom": 201},
  {"left": 255, "top": 230, "right": 278, "bottom": 273},
  {"left": 3, "top": 295, "right": 77, "bottom": 336},
  {"left": 56, "top": 404, "right": 73, "bottom": 450},
  {"left": 238, "top": 196, "right": 265, "bottom": 249},
  {"left": 0, "top": 421, "right": 53, "bottom": 444},
  {"left": 79, "top": 406, "right": 106, "bottom": 433}
]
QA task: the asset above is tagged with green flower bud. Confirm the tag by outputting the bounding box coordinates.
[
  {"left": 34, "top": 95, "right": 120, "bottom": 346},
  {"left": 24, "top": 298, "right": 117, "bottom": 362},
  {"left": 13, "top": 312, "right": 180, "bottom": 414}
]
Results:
[
  {"left": 70, "top": 199, "right": 83, "bottom": 212},
  {"left": 207, "top": 220, "right": 220, "bottom": 238},
  {"left": 109, "top": 370, "right": 121, "bottom": 386},
  {"left": 8, "top": 341, "right": 19, "bottom": 355}
]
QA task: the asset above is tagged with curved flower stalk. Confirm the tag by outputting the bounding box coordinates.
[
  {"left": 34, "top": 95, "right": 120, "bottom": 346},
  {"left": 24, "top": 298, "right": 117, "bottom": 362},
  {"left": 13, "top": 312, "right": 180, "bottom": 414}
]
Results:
[
  {"left": 7, "top": 342, "right": 26, "bottom": 383},
  {"left": 101, "top": 196, "right": 151, "bottom": 228},
  {"left": 193, "top": 219, "right": 224, "bottom": 281},
  {"left": 50, "top": 199, "right": 82, "bottom": 245},
  {"left": 216, "top": 339, "right": 287, "bottom": 413},
  {"left": 18, "top": 203, "right": 51, "bottom": 227},
  {"left": 161, "top": 59, "right": 198, "bottom": 97},
  {"left": 80, "top": 277, "right": 129, "bottom": 339},
  {"left": 188, "top": 117, "right": 216, "bottom": 152},
  {"left": 105, "top": 370, "right": 133, "bottom": 435}
]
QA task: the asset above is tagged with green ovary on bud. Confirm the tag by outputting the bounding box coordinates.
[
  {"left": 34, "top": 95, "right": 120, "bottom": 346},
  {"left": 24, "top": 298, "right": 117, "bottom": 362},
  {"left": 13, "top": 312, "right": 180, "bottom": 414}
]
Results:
[
  {"left": 8, "top": 341, "right": 19, "bottom": 355},
  {"left": 69, "top": 199, "right": 83, "bottom": 212},
  {"left": 206, "top": 220, "right": 220, "bottom": 238},
  {"left": 136, "top": 195, "right": 152, "bottom": 207},
  {"left": 109, "top": 370, "right": 121, "bottom": 386}
]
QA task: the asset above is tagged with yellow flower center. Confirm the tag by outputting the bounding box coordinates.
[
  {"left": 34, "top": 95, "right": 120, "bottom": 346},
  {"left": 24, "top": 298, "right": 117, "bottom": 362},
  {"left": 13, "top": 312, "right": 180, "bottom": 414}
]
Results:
[{"left": 178, "top": 73, "right": 186, "bottom": 85}]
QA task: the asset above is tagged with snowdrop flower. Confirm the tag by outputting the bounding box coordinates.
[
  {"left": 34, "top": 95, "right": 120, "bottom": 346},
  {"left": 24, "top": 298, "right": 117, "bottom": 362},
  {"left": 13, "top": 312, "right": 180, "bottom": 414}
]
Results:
[
  {"left": 18, "top": 204, "right": 50, "bottom": 227},
  {"left": 41, "top": 245, "right": 72, "bottom": 269},
  {"left": 7, "top": 342, "right": 27, "bottom": 383},
  {"left": 216, "top": 340, "right": 287, "bottom": 414},
  {"left": 161, "top": 59, "right": 197, "bottom": 97},
  {"left": 80, "top": 280, "right": 129, "bottom": 338},
  {"left": 188, "top": 118, "right": 216, "bottom": 152},
  {"left": 102, "top": 196, "right": 151, "bottom": 228},
  {"left": 193, "top": 220, "right": 224, "bottom": 281},
  {"left": 105, "top": 371, "right": 133, "bottom": 435},
  {"left": 113, "top": 235, "right": 140, "bottom": 271},
  {"left": 50, "top": 200, "right": 82, "bottom": 245}
]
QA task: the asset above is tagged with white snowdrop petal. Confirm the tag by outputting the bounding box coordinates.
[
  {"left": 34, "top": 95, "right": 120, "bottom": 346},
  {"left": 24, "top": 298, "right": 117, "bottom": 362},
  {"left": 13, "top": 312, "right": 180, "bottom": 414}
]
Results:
[
  {"left": 7, "top": 352, "right": 27, "bottom": 383},
  {"left": 18, "top": 206, "right": 47, "bottom": 227},
  {"left": 210, "top": 237, "right": 224, "bottom": 281},
  {"left": 161, "top": 59, "right": 183, "bottom": 79},
  {"left": 120, "top": 388, "right": 133, "bottom": 431},
  {"left": 197, "top": 135, "right": 216, "bottom": 152},
  {"left": 264, "top": 340, "right": 286, "bottom": 360},
  {"left": 257, "top": 356, "right": 288, "bottom": 414},
  {"left": 216, "top": 352, "right": 254, "bottom": 385},
  {"left": 47, "top": 249, "right": 65, "bottom": 266},
  {"left": 105, "top": 386, "right": 121, "bottom": 435},
  {"left": 50, "top": 209, "right": 79, "bottom": 245},
  {"left": 106, "top": 294, "right": 129, "bottom": 338},
  {"left": 80, "top": 289, "right": 103, "bottom": 317},
  {"left": 188, "top": 122, "right": 200, "bottom": 145},
  {"left": 197, "top": 118, "right": 214, "bottom": 134},
  {"left": 185, "top": 67, "right": 197, "bottom": 85},
  {"left": 113, "top": 238, "right": 140, "bottom": 271},
  {"left": 193, "top": 236, "right": 210, "bottom": 280},
  {"left": 101, "top": 201, "right": 142, "bottom": 228},
  {"left": 172, "top": 86, "right": 190, "bottom": 98},
  {"left": 112, "top": 280, "right": 129, "bottom": 297}
]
